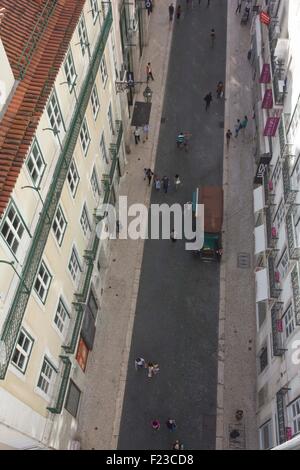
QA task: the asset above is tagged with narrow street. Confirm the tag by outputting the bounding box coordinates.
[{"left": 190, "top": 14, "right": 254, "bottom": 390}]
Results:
[{"left": 118, "top": 1, "right": 227, "bottom": 450}]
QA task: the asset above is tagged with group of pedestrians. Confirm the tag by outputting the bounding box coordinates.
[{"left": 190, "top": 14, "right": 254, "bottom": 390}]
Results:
[
  {"left": 203, "top": 81, "right": 224, "bottom": 111},
  {"left": 225, "top": 115, "right": 249, "bottom": 147},
  {"left": 134, "top": 124, "right": 150, "bottom": 144},
  {"left": 135, "top": 357, "right": 159, "bottom": 378},
  {"left": 169, "top": 0, "right": 211, "bottom": 22},
  {"left": 144, "top": 170, "right": 182, "bottom": 194}
]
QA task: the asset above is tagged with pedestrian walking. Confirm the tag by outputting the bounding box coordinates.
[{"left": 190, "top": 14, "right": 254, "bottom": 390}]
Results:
[
  {"left": 176, "top": 132, "right": 185, "bottom": 148},
  {"left": 147, "top": 362, "right": 155, "bottom": 377},
  {"left": 134, "top": 126, "right": 140, "bottom": 144},
  {"left": 234, "top": 119, "right": 241, "bottom": 138},
  {"left": 235, "top": 0, "right": 242, "bottom": 14},
  {"left": 144, "top": 168, "right": 148, "bottom": 180},
  {"left": 151, "top": 420, "right": 160, "bottom": 430},
  {"left": 240, "top": 115, "right": 248, "bottom": 130},
  {"left": 210, "top": 28, "right": 216, "bottom": 48},
  {"left": 169, "top": 3, "right": 174, "bottom": 21},
  {"left": 146, "top": 168, "right": 153, "bottom": 185},
  {"left": 170, "top": 229, "right": 177, "bottom": 242},
  {"left": 204, "top": 92, "right": 212, "bottom": 111},
  {"left": 146, "top": 62, "right": 154, "bottom": 82},
  {"left": 162, "top": 176, "right": 170, "bottom": 193},
  {"left": 216, "top": 81, "right": 224, "bottom": 98},
  {"left": 154, "top": 175, "right": 161, "bottom": 190},
  {"left": 166, "top": 418, "right": 177, "bottom": 431},
  {"left": 226, "top": 129, "right": 232, "bottom": 147},
  {"left": 176, "top": 5, "right": 181, "bottom": 20},
  {"left": 244, "top": 0, "right": 251, "bottom": 19},
  {"left": 143, "top": 123, "right": 149, "bottom": 142},
  {"left": 135, "top": 357, "right": 146, "bottom": 370},
  {"left": 174, "top": 174, "right": 181, "bottom": 190},
  {"left": 172, "top": 439, "right": 184, "bottom": 450}
]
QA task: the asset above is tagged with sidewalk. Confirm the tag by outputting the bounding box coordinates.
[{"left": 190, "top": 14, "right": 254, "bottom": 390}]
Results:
[
  {"left": 216, "top": 2, "right": 258, "bottom": 450},
  {"left": 77, "top": 4, "right": 175, "bottom": 450}
]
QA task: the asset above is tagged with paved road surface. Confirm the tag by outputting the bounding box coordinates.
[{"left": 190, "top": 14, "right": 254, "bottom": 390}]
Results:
[{"left": 118, "top": 1, "right": 227, "bottom": 450}]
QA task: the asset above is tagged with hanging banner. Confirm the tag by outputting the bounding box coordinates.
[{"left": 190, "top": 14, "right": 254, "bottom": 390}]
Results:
[
  {"left": 259, "top": 64, "right": 271, "bottom": 84},
  {"left": 264, "top": 117, "right": 280, "bottom": 137},
  {"left": 262, "top": 89, "right": 273, "bottom": 109}
]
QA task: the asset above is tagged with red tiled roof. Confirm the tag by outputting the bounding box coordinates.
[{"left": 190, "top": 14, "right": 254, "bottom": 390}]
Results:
[{"left": 0, "top": 0, "right": 85, "bottom": 216}]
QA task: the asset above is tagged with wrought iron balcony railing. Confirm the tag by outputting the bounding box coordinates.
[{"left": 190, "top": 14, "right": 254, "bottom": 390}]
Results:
[
  {"left": 268, "top": 255, "right": 282, "bottom": 299},
  {"left": 286, "top": 207, "right": 300, "bottom": 261},
  {"left": 291, "top": 262, "right": 300, "bottom": 326},
  {"left": 271, "top": 302, "right": 286, "bottom": 357},
  {"left": 47, "top": 356, "right": 71, "bottom": 414},
  {"left": 277, "top": 387, "right": 289, "bottom": 445},
  {"left": 0, "top": 5, "right": 113, "bottom": 380},
  {"left": 282, "top": 158, "right": 298, "bottom": 205}
]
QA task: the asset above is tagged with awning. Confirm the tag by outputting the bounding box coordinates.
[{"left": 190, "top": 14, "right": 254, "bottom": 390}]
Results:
[
  {"left": 253, "top": 185, "right": 265, "bottom": 213},
  {"left": 254, "top": 224, "right": 266, "bottom": 254},
  {"left": 256, "top": 268, "right": 269, "bottom": 302},
  {"left": 131, "top": 101, "right": 152, "bottom": 127}
]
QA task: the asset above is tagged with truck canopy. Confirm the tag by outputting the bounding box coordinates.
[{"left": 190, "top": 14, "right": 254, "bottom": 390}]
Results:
[{"left": 199, "top": 186, "right": 223, "bottom": 234}]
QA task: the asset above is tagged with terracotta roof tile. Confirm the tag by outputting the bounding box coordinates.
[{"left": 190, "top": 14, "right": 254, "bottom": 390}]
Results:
[{"left": 0, "top": 0, "right": 85, "bottom": 217}]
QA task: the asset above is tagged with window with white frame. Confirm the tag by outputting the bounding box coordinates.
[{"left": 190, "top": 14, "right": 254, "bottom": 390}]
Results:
[
  {"left": 34, "top": 261, "right": 52, "bottom": 303},
  {"left": 79, "top": 118, "right": 91, "bottom": 156},
  {"left": 277, "top": 248, "right": 289, "bottom": 280},
  {"left": 52, "top": 205, "right": 67, "bottom": 246},
  {"left": 290, "top": 397, "right": 300, "bottom": 435},
  {"left": 11, "top": 328, "right": 33, "bottom": 373},
  {"left": 274, "top": 199, "right": 285, "bottom": 230},
  {"left": 259, "top": 420, "right": 273, "bottom": 449},
  {"left": 80, "top": 204, "right": 91, "bottom": 237},
  {"left": 64, "top": 49, "right": 77, "bottom": 90},
  {"left": 99, "top": 56, "right": 108, "bottom": 84},
  {"left": 0, "top": 202, "right": 25, "bottom": 256},
  {"left": 91, "top": 84, "right": 100, "bottom": 119},
  {"left": 100, "top": 133, "right": 109, "bottom": 163},
  {"left": 90, "top": 166, "right": 100, "bottom": 198},
  {"left": 54, "top": 298, "right": 70, "bottom": 335},
  {"left": 67, "top": 159, "right": 80, "bottom": 196},
  {"left": 107, "top": 103, "right": 114, "bottom": 135},
  {"left": 68, "top": 247, "right": 82, "bottom": 283},
  {"left": 26, "top": 139, "right": 45, "bottom": 185},
  {"left": 78, "top": 14, "right": 88, "bottom": 56},
  {"left": 37, "top": 358, "right": 57, "bottom": 396},
  {"left": 46, "top": 90, "right": 63, "bottom": 134},
  {"left": 90, "top": 0, "right": 99, "bottom": 23},
  {"left": 272, "top": 160, "right": 282, "bottom": 188},
  {"left": 283, "top": 304, "right": 295, "bottom": 341}
]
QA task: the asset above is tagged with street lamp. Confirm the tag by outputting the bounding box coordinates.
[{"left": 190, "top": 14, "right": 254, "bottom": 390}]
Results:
[
  {"left": 0, "top": 260, "right": 30, "bottom": 294},
  {"left": 143, "top": 85, "right": 153, "bottom": 103},
  {"left": 21, "top": 186, "right": 51, "bottom": 224}
]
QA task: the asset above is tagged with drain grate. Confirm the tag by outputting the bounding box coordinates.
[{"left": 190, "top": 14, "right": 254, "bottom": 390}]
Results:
[{"left": 237, "top": 252, "right": 250, "bottom": 269}]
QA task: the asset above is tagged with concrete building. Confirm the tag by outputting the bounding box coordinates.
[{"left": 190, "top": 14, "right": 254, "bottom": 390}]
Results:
[
  {"left": 0, "top": 0, "right": 150, "bottom": 450},
  {"left": 250, "top": 0, "right": 300, "bottom": 450}
]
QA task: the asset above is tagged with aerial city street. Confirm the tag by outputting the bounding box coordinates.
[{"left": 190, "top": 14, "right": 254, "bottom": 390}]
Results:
[{"left": 0, "top": 0, "right": 300, "bottom": 452}]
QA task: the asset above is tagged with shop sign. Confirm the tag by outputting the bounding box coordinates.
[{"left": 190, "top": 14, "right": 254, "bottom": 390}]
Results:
[
  {"left": 260, "top": 11, "right": 271, "bottom": 25},
  {"left": 76, "top": 337, "right": 89, "bottom": 372},
  {"left": 259, "top": 64, "right": 271, "bottom": 83},
  {"left": 262, "top": 89, "right": 273, "bottom": 109},
  {"left": 264, "top": 117, "right": 280, "bottom": 137}
]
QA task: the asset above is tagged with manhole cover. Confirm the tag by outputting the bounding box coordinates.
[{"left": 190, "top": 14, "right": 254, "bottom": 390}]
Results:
[
  {"left": 237, "top": 252, "right": 250, "bottom": 268},
  {"left": 161, "top": 117, "right": 166, "bottom": 123}
]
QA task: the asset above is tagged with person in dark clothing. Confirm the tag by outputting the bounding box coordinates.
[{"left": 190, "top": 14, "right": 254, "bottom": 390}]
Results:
[
  {"left": 176, "top": 5, "right": 181, "bottom": 20},
  {"left": 162, "top": 176, "right": 170, "bottom": 193},
  {"left": 169, "top": 3, "right": 174, "bottom": 21},
  {"left": 146, "top": 168, "right": 154, "bottom": 185},
  {"left": 204, "top": 92, "right": 213, "bottom": 111}
]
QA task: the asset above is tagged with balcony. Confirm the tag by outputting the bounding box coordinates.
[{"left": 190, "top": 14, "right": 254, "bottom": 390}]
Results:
[
  {"left": 286, "top": 207, "right": 300, "bottom": 261},
  {"left": 271, "top": 303, "right": 286, "bottom": 356},
  {"left": 47, "top": 356, "right": 71, "bottom": 414},
  {"left": 265, "top": 206, "right": 278, "bottom": 250},
  {"left": 276, "top": 387, "right": 290, "bottom": 445},
  {"left": 268, "top": 255, "right": 282, "bottom": 299},
  {"left": 282, "top": 158, "right": 298, "bottom": 205},
  {"left": 291, "top": 263, "right": 300, "bottom": 326},
  {"left": 263, "top": 169, "right": 275, "bottom": 207}
]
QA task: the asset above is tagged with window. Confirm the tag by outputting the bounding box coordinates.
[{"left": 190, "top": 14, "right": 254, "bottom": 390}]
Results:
[
  {"left": 47, "top": 90, "right": 63, "bottom": 134},
  {"left": 259, "top": 420, "right": 273, "bottom": 449},
  {"left": 274, "top": 199, "right": 285, "bottom": 230},
  {"left": 99, "top": 56, "right": 108, "bottom": 84},
  {"left": 290, "top": 397, "right": 300, "bottom": 435},
  {"left": 65, "top": 380, "right": 81, "bottom": 417},
  {"left": 1, "top": 202, "right": 25, "bottom": 256},
  {"left": 87, "top": 289, "right": 98, "bottom": 320},
  {"left": 52, "top": 205, "right": 67, "bottom": 245},
  {"left": 272, "top": 160, "right": 282, "bottom": 188},
  {"left": 107, "top": 103, "right": 114, "bottom": 135},
  {"left": 100, "top": 133, "right": 109, "bottom": 164},
  {"left": 79, "top": 118, "right": 91, "bottom": 156},
  {"left": 64, "top": 49, "right": 77, "bottom": 90},
  {"left": 67, "top": 159, "right": 80, "bottom": 196},
  {"left": 37, "top": 358, "right": 57, "bottom": 396},
  {"left": 283, "top": 304, "right": 295, "bottom": 340},
  {"left": 259, "top": 346, "right": 268, "bottom": 373},
  {"left": 80, "top": 204, "right": 91, "bottom": 237},
  {"left": 54, "top": 298, "right": 70, "bottom": 335},
  {"left": 34, "top": 261, "right": 52, "bottom": 303},
  {"left": 90, "top": 0, "right": 99, "bottom": 23},
  {"left": 277, "top": 248, "right": 289, "bottom": 280},
  {"left": 78, "top": 14, "right": 88, "bottom": 56},
  {"left": 90, "top": 166, "right": 100, "bottom": 199},
  {"left": 26, "top": 139, "right": 45, "bottom": 185},
  {"left": 91, "top": 84, "right": 100, "bottom": 119},
  {"left": 11, "top": 329, "right": 33, "bottom": 373},
  {"left": 68, "top": 246, "right": 82, "bottom": 283}
]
